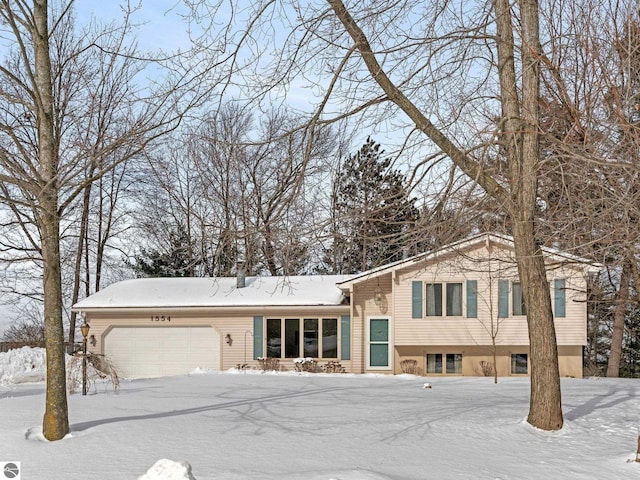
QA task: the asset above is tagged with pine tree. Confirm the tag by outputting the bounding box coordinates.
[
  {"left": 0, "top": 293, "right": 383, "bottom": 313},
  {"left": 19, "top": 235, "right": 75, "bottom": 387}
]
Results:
[
  {"left": 131, "top": 226, "right": 198, "bottom": 277},
  {"left": 325, "top": 137, "right": 418, "bottom": 274}
]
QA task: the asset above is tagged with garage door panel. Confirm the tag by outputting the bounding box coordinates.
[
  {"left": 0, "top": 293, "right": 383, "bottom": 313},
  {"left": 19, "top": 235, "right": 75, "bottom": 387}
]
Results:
[{"left": 104, "top": 326, "right": 219, "bottom": 379}]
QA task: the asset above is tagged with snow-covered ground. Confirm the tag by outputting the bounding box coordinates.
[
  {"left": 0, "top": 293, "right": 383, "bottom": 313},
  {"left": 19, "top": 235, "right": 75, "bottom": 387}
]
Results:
[{"left": 0, "top": 348, "right": 638, "bottom": 480}]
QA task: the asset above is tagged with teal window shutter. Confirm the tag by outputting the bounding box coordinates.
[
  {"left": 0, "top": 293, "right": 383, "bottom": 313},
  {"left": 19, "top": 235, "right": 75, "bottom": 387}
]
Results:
[
  {"left": 466, "top": 280, "right": 477, "bottom": 318},
  {"left": 412, "top": 281, "right": 423, "bottom": 318},
  {"left": 253, "top": 316, "right": 263, "bottom": 359},
  {"left": 498, "top": 279, "right": 509, "bottom": 318},
  {"left": 340, "top": 315, "right": 351, "bottom": 360},
  {"left": 554, "top": 279, "right": 566, "bottom": 318}
]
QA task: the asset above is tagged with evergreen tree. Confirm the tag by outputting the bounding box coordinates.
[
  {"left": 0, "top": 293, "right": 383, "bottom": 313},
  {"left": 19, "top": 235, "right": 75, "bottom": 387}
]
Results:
[
  {"left": 131, "top": 226, "right": 198, "bottom": 277},
  {"left": 325, "top": 137, "right": 419, "bottom": 274}
]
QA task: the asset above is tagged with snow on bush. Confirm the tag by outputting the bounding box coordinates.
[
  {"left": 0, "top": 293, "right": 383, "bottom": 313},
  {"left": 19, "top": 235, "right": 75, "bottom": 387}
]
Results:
[
  {"left": 137, "top": 459, "right": 196, "bottom": 480},
  {"left": 293, "top": 357, "right": 319, "bottom": 372},
  {"left": 293, "top": 357, "right": 315, "bottom": 364}
]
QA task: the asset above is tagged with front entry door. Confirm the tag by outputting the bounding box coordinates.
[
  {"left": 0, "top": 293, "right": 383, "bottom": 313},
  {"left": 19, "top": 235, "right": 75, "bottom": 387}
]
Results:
[{"left": 368, "top": 317, "right": 391, "bottom": 369}]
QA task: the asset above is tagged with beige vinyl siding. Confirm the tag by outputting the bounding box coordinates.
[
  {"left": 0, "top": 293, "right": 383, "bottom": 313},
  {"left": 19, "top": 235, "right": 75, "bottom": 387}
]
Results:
[
  {"left": 350, "top": 275, "right": 393, "bottom": 373},
  {"left": 553, "top": 271, "right": 588, "bottom": 345},
  {"left": 86, "top": 307, "right": 351, "bottom": 373},
  {"left": 210, "top": 314, "right": 256, "bottom": 369},
  {"left": 393, "top": 244, "right": 589, "bottom": 347},
  {"left": 395, "top": 345, "right": 583, "bottom": 378}
]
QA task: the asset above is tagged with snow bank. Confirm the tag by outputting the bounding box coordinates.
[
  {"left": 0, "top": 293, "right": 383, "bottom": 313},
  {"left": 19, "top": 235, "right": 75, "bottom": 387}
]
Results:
[
  {"left": 0, "top": 346, "right": 47, "bottom": 384},
  {"left": 137, "top": 460, "right": 196, "bottom": 480},
  {"left": 0, "top": 346, "right": 102, "bottom": 392}
]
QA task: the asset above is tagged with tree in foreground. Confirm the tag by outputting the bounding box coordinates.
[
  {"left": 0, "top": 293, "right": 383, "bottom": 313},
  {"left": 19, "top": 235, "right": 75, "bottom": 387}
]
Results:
[
  {"left": 328, "top": 0, "right": 560, "bottom": 430},
  {"left": 0, "top": 1, "right": 201, "bottom": 440},
  {"left": 195, "top": 0, "right": 566, "bottom": 430}
]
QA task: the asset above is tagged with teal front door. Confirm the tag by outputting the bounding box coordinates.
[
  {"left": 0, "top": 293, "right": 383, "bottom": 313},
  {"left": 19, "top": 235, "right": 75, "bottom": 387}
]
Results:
[{"left": 369, "top": 318, "right": 390, "bottom": 368}]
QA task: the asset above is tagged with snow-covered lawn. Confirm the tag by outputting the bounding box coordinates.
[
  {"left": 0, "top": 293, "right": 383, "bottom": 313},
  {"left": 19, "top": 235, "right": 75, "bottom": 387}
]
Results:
[{"left": 0, "top": 348, "right": 638, "bottom": 480}]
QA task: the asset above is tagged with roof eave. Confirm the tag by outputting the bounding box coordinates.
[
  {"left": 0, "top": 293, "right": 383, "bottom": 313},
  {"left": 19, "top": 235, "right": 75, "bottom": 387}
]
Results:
[
  {"left": 336, "top": 232, "right": 602, "bottom": 288},
  {"left": 74, "top": 303, "right": 351, "bottom": 315}
]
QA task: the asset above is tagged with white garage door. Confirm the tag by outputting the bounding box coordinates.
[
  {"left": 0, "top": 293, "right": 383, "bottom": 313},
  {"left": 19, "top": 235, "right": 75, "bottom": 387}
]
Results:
[{"left": 103, "top": 326, "right": 220, "bottom": 379}]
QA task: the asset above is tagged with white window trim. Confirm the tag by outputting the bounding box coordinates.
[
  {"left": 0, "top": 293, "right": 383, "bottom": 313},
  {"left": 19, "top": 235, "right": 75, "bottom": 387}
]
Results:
[{"left": 366, "top": 316, "right": 393, "bottom": 370}]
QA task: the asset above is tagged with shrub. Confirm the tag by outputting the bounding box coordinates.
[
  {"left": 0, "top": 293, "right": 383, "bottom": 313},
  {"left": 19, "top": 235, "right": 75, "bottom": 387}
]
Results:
[
  {"left": 257, "top": 357, "right": 280, "bottom": 371},
  {"left": 294, "top": 357, "right": 318, "bottom": 372},
  {"left": 323, "top": 361, "right": 346, "bottom": 373},
  {"left": 67, "top": 353, "right": 120, "bottom": 394},
  {"left": 478, "top": 360, "right": 495, "bottom": 377},
  {"left": 583, "top": 363, "right": 604, "bottom": 378},
  {"left": 400, "top": 359, "right": 421, "bottom": 375}
]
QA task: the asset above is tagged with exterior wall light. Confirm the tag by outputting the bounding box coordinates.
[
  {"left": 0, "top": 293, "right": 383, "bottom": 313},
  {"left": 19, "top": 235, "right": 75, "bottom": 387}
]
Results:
[
  {"left": 225, "top": 333, "right": 233, "bottom": 346},
  {"left": 374, "top": 285, "right": 384, "bottom": 307}
]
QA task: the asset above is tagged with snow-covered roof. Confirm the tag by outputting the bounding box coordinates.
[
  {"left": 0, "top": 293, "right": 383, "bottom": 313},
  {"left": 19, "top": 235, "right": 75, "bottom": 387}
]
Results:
[{"left": 73, "top": 275, "right": 352, "bottom": 310}]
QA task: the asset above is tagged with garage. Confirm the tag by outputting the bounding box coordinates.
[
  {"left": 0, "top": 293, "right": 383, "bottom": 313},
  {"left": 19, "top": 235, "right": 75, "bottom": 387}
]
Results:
[{"left": 103, "top": 326, "right": 220, "bottom": 379}]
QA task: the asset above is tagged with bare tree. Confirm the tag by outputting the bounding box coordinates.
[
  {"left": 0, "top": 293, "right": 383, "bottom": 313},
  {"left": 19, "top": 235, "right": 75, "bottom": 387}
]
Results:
[
  {"left": 526, "top": 2, "right": 640, "bottom": 376},
  {"left": 1, "top": 318, "right": 45, "bottom": 347},
  {"left": 188, "top": 0, "right": 563, "bottom": 429},
  {"left": 242, "top": 109, "right": 337, "bottom": 275},
  {"left": 0, "top": 1, "right": 203, "bottom": 440},
  {"left": 281, "top": 0, "right": 559, "bottom": 429}
]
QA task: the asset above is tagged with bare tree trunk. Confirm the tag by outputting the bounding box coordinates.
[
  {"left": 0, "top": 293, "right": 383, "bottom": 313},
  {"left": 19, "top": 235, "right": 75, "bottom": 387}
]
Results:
[
  {"left": 607, "top": 261, "right": 631, "bottom": 377},
  {"left": 487, "top": 264, "right": 499, "bottom": 385},
  {"left": 34, "top": 0, "right": 69, "bottom": 441},
  {"left": 513, "top": 0, "right": 562, "bottom": 430},
  {"left": 512, "top": 222, "right": 563, "bottom": 430},
  {"left": 327, "top": 0, "right": 563, "bottom": 430},
  {"left": 68, "top": 183, "right": 93, "bottom": 345},
  {"left": 260, "top": 217, "right": 277, "bottom": 276},
  {"left": 491, "top": 0, "right": 563, "bottom": 429},
  {"left": 41, "top": 207, "right": 69, "bottom": 440}
]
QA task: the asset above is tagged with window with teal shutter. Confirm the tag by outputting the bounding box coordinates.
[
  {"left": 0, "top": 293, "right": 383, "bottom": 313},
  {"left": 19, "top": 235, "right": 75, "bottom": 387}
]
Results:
[
  {"left": 466, "top": 280, "right": 477, "bottom": 318},
  {"left": 412, "top": 281, "right": 423, "bottom": 318},
  {"left": 498, "top": 279, "right": 509, "bottom": 318},
  {"left": 554, "top": 279, "right": 566, "bottom": 318},
  {"left": 253, "top": 316, "right": 263, "bottom": 359},
  {"left": 340, "top": 315, "right": 351, "bottom": 360}
]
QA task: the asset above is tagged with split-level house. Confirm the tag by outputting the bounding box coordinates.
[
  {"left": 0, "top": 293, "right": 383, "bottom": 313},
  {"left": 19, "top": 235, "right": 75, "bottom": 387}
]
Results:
[{"left": 73, "top": 233, "right": 599, "bottom": 379}]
